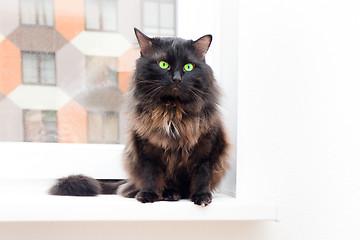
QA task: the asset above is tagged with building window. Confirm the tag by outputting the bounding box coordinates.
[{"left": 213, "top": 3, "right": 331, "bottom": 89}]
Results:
[
  {"left": 85, "top": 0, "right": 118, "bottom": 32},
  {"left": 142, "top": 0, "right": 176, "bottom": 36},
  {"left": 24, "top": 110, "right": 58, "bottom": 142},
  {"left": 22, "top": 52, "right": 56, "bottom": 85},
  {"left": 20, "top": 0, "right": 54, "bottom": 27},
  {"left": 88, "top": 112, "right": 119, "bottom": 144},
  {"left": 86, "top": 56, "right": 118, "bottom": 88}
]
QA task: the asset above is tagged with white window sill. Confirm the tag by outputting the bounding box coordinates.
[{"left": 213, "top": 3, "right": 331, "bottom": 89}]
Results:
[{"left": 0, "top": 179, "right": 278, "bottom": 222}]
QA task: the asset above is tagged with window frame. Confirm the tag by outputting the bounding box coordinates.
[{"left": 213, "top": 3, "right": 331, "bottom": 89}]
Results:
[
  {"left": 84, "top": 0, "right": 119, "bottom": 32},
  {"left": 141, "top": 0, "right": 177, "bottom": 37},
  {"left": 23, "top": 109, "right": 58, "bottom": 143},
  {"left": 2, "top": 0, "right": 238, "bottom": 198},
  {"left": 19, "top": 0, "right": 55, "bottom": 27},
  {"left": 21, "top": 51, "right": 57, "bottom": 86}
]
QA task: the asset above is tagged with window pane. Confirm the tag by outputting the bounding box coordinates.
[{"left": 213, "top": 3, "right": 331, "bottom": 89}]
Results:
[
  {"left": 143, "top": 1, "right": 159, "bottom": 28},
  {"left": 102, "top": 0, "right": 117, "bottom": 31},
  {"left": 20, "top": 0, "right": 37, "bottom": 25},
  {"left": 143, "top": 27, "right": 159, "bottom": 37},
  {"left": 159, "top": 28, "right": 175, "bottom": 36},
  {"left": 86, "top": 56, "right": 118, "bottom": 88},
  {"left": 85, "top": 0, "right": 100, "bottom": 30},
  {"left": 88, "top": 112, "right": 103, "bottom": 143},
  {"left": 0, "top": 1, "right": 176, "bottom": 144},
  {"left": 86, "top": 56, "right": 104, "bottom": 87},
  {"left": 103, "top": 112, "right": 119, "bottom": 143},
  {"left": 104, "top": 57, "right": 118, "bottom": 88},
  {"left": 40, "top": 53, "right": 56, "bottom": 85},
  {"left": 105, "top": 67, "right": 118, "bottom": 88},
  {"left": 24, "top": 110, "right": 58, "bottom": 143},
  {"left": 38, "top": 0, "right": 54, "bottom": 26},
  {"left": 22, "top": 52, "right": 39, "bottom": 84},
  {"left": 24, "top": 110, "right": 43, "bottom": 142},
  {"left": 159, "top": 3, "right": 174, "bottom": 29},
  {"left": 42, "top": 110, "right": 58, "bottom": 142}
]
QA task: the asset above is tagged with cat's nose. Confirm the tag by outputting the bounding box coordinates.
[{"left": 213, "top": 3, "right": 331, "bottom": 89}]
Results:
[{"left": 172, "top": 72, "right": 182, "bottom": 84}]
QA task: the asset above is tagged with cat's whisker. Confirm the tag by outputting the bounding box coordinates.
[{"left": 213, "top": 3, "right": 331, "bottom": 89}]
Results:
[
  {"left": 141, "top": 86, "right": 163, "bottom": 100},
  {"left": 187, "top": 86, "right": 210, "bottom": 97}
]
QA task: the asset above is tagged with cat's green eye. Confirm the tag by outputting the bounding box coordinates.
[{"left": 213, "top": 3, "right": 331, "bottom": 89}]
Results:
[
  {"left": 159, "top": 61, "right": 169, "bottom": 69},
  {"left": 184, "top": 63, "right": 194, "bottom": 72}
]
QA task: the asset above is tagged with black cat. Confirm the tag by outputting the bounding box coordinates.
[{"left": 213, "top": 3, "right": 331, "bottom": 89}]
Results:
[{"left": 50, "top": 28, "right": 230, "bottom": 207}]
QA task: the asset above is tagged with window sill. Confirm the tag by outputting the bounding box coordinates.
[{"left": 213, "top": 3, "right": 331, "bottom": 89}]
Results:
[{"left": 0, "top": 180, "right": 278, "bottom": 222}]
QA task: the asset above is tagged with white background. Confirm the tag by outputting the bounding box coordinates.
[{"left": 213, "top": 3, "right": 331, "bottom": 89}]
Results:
[
  {"left": 2, "top": 0, "right": 360, "bottom": 239},
  {"left": 236, "top": 0, "right": 360, "bottom": 239}
]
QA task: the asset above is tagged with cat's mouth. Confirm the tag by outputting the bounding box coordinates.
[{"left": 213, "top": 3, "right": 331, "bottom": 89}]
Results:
[{"left": 170, "top": 83, "right": 181, "bottom": 93}]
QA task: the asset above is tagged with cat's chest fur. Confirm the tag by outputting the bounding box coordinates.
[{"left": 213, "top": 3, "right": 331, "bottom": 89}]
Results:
[{"left": 134, "top": 101, "right": 202, "bottom": 150}]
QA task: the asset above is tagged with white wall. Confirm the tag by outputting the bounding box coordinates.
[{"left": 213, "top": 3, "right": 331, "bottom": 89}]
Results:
[
  {"left": 2, "top": 0, "right": 360, "bottom": 239},
  {"left": 237, "top": 0, "right": 360, "bottom": 239}
]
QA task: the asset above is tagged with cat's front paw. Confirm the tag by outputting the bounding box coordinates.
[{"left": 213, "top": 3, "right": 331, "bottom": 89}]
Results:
[
  {"left": 191, "top": 192, "right": 212, "bottom": 207},
  {"left": 135, "top": 190, "right": 160, "bottom": 203},
  {"left": 162, "top": 189, "right": 181, "bottom": 201}
]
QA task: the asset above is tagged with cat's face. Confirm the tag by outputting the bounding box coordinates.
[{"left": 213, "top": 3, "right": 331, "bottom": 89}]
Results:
[{"left": 133, "top": 28, "right": 214, "bottom": 104}]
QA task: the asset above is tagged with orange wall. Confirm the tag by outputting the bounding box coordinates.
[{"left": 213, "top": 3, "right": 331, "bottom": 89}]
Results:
[
  {"left": 54, "top": 0, "right": 85, "bottom": 41},
  {"left": 58, "top": 100, "right": 87, "bottom": 143},
  {"left": 0, "top": 39, "right": 21, "bottom": 95}
]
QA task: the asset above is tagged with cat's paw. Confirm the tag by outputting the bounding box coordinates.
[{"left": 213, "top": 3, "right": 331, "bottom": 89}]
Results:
[
  {"left": 162, "top": 189, "right": 181, "bottom": 201},
  {"left": 191, "top": 192, "right": 212, "bottom": 207},
  {"left": 135, "top": 190, "right": 160, "bottom": 203}
]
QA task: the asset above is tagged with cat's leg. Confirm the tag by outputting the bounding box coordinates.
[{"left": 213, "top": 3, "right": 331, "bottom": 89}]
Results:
[
  {"left": 162, "top": 188, "right": 182, "bottom": 201},
  {"left": 135, "top": 162, "right": 164, "bottom": 203},
  {"left": 132, "top": 134, "right": 165, "bottom": 203},
  {"left": 191, "top": 161, "right": 213, "bottom": 206},
  {"left": 190, "top": 125, "right": 229, "bottom": 207},
  {"left": 120, "top": 182, "right": 139, "bottom": 198}
]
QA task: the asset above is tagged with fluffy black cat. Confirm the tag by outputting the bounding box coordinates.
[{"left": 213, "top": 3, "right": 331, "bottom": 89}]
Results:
[{"left": 50, "top": 28, "right": 230, "bottom": 207}]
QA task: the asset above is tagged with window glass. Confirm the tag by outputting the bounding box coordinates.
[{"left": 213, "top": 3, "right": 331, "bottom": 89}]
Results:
[
  {"left": 88, "top": 112, "right": 103, "bottom": 143},
  {"left": 85, "top": 0, "right": 117, "bottom": 31},
  {"left": 143, "top": 2, "right": 159, "bottom": 28},
  {"left": 24, "top": 110, "right": 42, "bottom": 142},
  {"left": 143, "top": 0, "right": 175, "bottom": 37},
  {"left": 103, "top": 112, "right": 119, "bottom": 143},
  {"left": 20, "top": 0, "right": 37, "bottom": 25},
  {"left": 22, "top": 52, "right": 39, "bottom": 84},
  {"left": 20, "top": 0, "right": 54, "bottom": 26},
  {"left": 159, "top": 3, "right": 174, "bottom": 29},
  {"left": 0, "top": 0, "right": 176, "bottom": 144},
  {"left": 40, "top": 53, "right": 56, "bottom": 85},
  {"left": 85, "top": 0, "right": 100, "bottom": 30},
  {"left": 88, "top": 112, "right": 119, "bottom": 144},
  {"left": 24, "top": 110, "right": 58, "bottom": 142},
  {"left": 38, "top": 0, "right": 54, "bottom": 26},
  {"left": 42, "top": 110, "right": 58, "bottom": 142},
  {"left": 86, "top": 56, "right": 118, "bottom": 88},
  {"left": 102, "top": 0, "right": 117, "bottom": 31},
  {"left": 22, "top": 52, "right": 56, "bottom": 85}
]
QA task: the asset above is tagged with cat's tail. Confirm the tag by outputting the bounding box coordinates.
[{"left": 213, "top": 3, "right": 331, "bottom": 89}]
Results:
[{"left": 49, "top": 174, "right": 127, "bottom": 196}]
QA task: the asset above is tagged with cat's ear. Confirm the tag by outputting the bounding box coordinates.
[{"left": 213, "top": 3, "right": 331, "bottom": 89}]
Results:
[
  {"left": 193, "top": 35, "right": 212, "bottom": 58},
  {"left": 134, "top": 28, "right": 152, "bottom": 55}
]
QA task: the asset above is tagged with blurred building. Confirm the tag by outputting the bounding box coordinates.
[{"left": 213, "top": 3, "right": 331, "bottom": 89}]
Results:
[{"left": 0, "top": 0, "right": 176, "bottom": 144}]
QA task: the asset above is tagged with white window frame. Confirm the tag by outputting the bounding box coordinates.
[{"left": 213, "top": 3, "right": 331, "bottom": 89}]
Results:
[{"left": 0, "top": 0, "right": 279, "bottom": 222}]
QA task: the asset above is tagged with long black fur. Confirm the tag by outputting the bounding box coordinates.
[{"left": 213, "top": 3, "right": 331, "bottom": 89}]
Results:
[
  {"left": 49, "top": 175, "right": 126, "bottom": 196},
  {"left": 49, "top": 29, "right": 230, "bottom": 207}
]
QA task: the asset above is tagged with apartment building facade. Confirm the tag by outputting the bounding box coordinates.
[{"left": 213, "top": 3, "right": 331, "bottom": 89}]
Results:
[{"left": 0, "top": 0, "right": 175, "bottom": 144}]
